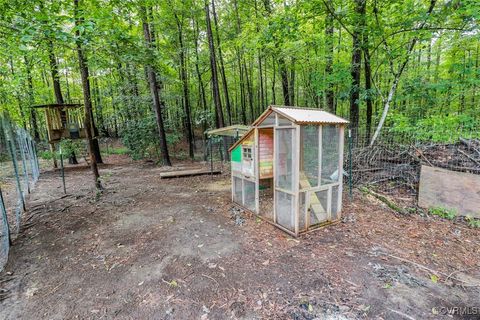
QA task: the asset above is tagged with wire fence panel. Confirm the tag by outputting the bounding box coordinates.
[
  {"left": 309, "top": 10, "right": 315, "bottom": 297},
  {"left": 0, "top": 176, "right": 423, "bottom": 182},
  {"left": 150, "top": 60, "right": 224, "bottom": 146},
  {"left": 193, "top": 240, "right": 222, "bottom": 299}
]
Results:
[
  {"left": 0, "top": 114, "right": 40, "bottom": 271},
  {"left": 345, "top": 126, "right": 480, "bottom": 200}
]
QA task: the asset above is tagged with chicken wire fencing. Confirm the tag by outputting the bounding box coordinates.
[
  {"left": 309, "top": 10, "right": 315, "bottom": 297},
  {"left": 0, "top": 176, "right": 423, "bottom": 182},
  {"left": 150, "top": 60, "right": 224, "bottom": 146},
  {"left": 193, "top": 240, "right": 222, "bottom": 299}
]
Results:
[
  {"left": 345, "top": 126, "right": 480, "bottom": 200},
  {"left": 0, "top": 115, "right": 40, "bottom": 271}
]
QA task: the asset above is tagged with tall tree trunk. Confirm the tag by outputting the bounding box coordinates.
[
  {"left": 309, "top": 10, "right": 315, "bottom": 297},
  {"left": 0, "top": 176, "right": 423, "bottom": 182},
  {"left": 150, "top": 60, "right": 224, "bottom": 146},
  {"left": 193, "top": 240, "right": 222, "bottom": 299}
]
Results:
[
  {"left": 74, "top": 0, "right": 101, "bottom": 189},
  {"left": 193, "top": 17, "right": 208, "bottom": 135},
  {"left": 364, "top": 34, "right": 373, "bottom": 143},
  {"left": 140, "top": 6, "right": 172, "bottom": 166},
  {"left": 324, "top": 2, "right": 335, "bottom": 113},
  {"left": 289, "top": 58, "right": 295, "bottom": 106},
  {"left": 24, "top": 56, "right": 40, "bottom": 141},
  {"left": 472, "top": 44, "right": 478, "bottom": 109},
  {"left": 244, "top": 59, "right": 254, "bottom": 122},
  {"left": 205, "top": 0, "right": 224, "bottom": 128},
  {"left": 48, "top": 41, "right": 81, "bottom": 164},
  {"left": 350, "top": 0, "right": 365, "bottom": 139},
  {"left": 175, "top": 15, "right": 194, "bottom": 159},
  {"left": 258, "top": 53, "right": 264, "bottom": 112},
  {"left": 233, "top": 0, "right": 247, "bottom": 124},
  {"left": 371, "top": 0, "right": 437, "bottom": 145},
  {"left": 279, "top": 57, "right": 290, "bottom": 105},
  {"left": 272, "top": 57, "right": 276, "bottom": 104},
  {"left": 48, "top": 41, "right": 65, "bottom": 105},
  {"left": 92, "top": 76, "right": 108, "bottom": 136},
  {"left": 212, "top": 0, "right": 232, "bottom": 125}
]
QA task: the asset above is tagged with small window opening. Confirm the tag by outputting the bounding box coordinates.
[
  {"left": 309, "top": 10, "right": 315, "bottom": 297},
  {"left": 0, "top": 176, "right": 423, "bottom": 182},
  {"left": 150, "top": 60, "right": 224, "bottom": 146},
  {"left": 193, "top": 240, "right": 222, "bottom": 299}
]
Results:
[{"left": 243, "top": 146, "right": 253, "bottom": 160}]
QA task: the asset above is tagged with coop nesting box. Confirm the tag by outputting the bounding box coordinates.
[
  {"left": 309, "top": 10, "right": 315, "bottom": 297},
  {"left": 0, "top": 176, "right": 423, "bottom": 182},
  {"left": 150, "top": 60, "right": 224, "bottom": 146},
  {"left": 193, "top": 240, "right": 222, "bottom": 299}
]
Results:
[
  {"left": 33, "top": 104, "right": 86, "bottom": 144},
  {"left": 229, "top": 106, "right": 348, "bottom": 236}
]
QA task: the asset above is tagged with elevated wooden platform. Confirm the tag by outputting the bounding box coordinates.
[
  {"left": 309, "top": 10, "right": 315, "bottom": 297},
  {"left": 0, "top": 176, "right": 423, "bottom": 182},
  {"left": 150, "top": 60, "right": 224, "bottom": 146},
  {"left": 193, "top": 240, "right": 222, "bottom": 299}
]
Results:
[{"left": 160, "top": 168, "right": 221, "bottom": 179}]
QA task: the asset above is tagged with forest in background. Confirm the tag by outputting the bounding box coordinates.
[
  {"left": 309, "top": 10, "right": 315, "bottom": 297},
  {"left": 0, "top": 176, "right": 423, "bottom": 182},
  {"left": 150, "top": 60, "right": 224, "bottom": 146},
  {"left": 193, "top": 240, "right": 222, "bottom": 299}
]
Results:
[{"left": 0, "top": 0, "right": 479, "bottom": 164}]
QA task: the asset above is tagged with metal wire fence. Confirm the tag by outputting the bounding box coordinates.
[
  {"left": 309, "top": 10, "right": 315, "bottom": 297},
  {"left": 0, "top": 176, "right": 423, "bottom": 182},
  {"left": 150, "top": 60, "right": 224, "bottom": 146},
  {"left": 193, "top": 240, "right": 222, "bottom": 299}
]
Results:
[
  {"left": 345, "top": 126, "right": 480, "bottom": 201},
  {"left": 0, "top": 114, "right": 40, "bottom": 271}
]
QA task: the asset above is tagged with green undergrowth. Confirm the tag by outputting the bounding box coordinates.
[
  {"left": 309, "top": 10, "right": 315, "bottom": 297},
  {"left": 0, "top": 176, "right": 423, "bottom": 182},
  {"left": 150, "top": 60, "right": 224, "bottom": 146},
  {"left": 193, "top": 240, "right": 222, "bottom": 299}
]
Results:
[{"left": 429, "top": 206, "right": 457, "bottom": 220}]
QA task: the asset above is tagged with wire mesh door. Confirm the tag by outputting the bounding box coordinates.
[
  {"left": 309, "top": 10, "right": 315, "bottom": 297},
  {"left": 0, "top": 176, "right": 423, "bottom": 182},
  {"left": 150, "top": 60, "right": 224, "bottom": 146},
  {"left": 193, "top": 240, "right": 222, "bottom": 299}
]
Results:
[{"left": 274, "top": 127, "right": 297, "bottom": 233}]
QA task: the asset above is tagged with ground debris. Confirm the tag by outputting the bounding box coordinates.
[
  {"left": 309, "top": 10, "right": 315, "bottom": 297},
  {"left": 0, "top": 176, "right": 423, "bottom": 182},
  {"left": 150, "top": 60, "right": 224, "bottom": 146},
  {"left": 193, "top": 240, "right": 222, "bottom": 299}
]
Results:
[
  {"left": 229, "top": 206, "right": 245, "bottom": 226},
  {"left": 370, "top": 262, "right": 425, "bottom": 287}
]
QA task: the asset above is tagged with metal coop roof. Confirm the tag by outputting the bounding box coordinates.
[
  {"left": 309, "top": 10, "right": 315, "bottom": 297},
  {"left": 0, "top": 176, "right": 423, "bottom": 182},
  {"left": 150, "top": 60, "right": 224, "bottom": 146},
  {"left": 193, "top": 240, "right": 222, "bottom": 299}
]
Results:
[
  {"left": 271, "top": 106, "right": 349, "bottom": 124},
  {"left": 206, "top": 125, "right": 250, "bottom": 138}
]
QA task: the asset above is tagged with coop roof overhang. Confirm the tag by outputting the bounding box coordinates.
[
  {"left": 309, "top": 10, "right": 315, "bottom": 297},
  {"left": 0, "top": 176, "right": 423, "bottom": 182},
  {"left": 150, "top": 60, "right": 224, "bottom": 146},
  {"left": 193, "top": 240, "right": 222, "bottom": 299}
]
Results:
[
  {"left": 32, "top": 103, "right": 83, "bottom": 109},
  {"left": 229, "top": 106, "right": 348, "bottom": 152},
  {"left": 206, "top": 125, "right": 250, "bottom": 138},
  {"left": 253, "top": 106, "right": 349, "bottom": 126}
]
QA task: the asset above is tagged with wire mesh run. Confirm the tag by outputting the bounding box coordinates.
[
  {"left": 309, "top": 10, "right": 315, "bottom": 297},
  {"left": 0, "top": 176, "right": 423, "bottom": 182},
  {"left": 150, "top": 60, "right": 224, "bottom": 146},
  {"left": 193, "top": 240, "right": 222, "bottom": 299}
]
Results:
[{"left": 0, "top": 115, "right": 40, "bottom": 271}]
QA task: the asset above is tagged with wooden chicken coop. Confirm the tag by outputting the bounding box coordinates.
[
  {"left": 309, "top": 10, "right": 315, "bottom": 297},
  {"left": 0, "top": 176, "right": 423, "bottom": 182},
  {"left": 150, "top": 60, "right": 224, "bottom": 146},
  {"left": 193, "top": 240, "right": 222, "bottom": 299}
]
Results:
[
  {"left": 33, "top": 103, "right": 86, "bottom": 144},
  {"left": 229, "top": 106, "right": 348, "bottom": 237}
]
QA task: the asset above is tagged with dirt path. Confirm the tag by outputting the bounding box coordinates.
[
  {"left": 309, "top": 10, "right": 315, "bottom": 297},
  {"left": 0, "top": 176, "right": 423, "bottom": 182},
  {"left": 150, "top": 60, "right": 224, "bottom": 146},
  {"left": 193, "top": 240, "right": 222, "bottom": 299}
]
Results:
[{"left": 1, "top": 155, "right": 479, "bottom": 319}]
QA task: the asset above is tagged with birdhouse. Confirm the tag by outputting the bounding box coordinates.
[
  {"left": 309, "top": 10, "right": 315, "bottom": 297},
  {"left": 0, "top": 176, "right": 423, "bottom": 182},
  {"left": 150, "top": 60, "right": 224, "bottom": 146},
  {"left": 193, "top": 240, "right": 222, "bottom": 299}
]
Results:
[{"left": 229, "top": 106, "right": 348, "bottom": 236}]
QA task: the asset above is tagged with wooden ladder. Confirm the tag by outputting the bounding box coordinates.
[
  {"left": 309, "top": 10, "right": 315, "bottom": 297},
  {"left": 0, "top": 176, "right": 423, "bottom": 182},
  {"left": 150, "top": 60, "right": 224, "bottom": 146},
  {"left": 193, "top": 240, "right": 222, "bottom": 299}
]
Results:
[{"left": 299, "top": 172, "right": 327, "bottom": 223}]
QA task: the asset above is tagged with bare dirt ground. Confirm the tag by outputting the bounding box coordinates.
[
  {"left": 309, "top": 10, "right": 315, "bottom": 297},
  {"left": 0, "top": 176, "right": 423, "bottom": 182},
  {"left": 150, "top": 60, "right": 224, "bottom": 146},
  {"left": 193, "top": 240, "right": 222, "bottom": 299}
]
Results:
[{"left": 1, "top": 154, "right": 479, "bottom": 320}]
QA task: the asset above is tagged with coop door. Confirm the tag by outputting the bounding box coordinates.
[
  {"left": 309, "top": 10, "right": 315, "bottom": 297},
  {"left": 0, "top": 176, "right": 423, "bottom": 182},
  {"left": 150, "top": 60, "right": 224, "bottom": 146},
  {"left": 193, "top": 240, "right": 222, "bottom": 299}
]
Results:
[{"left": 274, "top": 128, "right": 296, "bottom": 232}]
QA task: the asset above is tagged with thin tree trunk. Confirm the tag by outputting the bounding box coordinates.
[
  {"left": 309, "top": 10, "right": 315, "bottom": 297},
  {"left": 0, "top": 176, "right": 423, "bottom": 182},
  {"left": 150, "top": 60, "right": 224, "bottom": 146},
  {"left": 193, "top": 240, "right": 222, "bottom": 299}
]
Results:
[
  {"left": 24, "top": 56, "right": 40, "bottom": 141},
  {"left": 48, "top": 41, "right": 80, "bottom": 164},
  {"left": 233, "top": 0, "right": 247, "bottom": 124},
  {"left": 74, "top": 0, "right": 101, "bottom": 189},
  {"left": 364, "top": 34, "right": 373, "bottom": 143},
  {"left": 174, "top": 15, "right": 194, "bottom": 159},
  {"left": 205, "top": 0, "right": 224, "bottom": 128},
  {"left": 289, "top": 58, "right": 295, "bottom": 106},
  {"left": 272, "top": 57, "right": 276, "bottom": 104},
  {"left": 370, "top": 0, "right": 437, "bottom": 145},
  {"left": 212, "top": 0, "right": 232, "bottom": 125},
  {"left": 350, "top": 0, "right": 365, "bottom": 139},
  {"left": 279, "top": 57, "right": 290, "bottom": 105},
  {"left": 140, "top": 6, "right": 172, "bottom": 166},
  {"left": 193, "top": 17, "right": 208, "bottom": 134},
  {"left": 92, "top": 76, "right": 108, "bottom": 136},
  {"left": 244, "top": 59, "right": 254, "bottom": 122},
  {"left": 325, "top": 2, "right": 335, "bottom": 112}
]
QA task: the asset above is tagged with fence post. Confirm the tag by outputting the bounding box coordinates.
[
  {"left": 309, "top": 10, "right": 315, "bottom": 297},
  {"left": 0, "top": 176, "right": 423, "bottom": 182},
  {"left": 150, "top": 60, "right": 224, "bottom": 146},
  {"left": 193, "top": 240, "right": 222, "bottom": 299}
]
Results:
[
  {"left": 32, "top": 140, "right": 40, "bottom": 181},
  {"left": 7, "top": 139, "right": 26, "bottom": 212},
  {"left": 60, "top": 147, "right": 66, "bottom": 194},
  {"left": 17, "top": 132, "right": 30, "bottom": 194},
  {"left": 0, "top": 187, "right": 10, "bottom": 246}
]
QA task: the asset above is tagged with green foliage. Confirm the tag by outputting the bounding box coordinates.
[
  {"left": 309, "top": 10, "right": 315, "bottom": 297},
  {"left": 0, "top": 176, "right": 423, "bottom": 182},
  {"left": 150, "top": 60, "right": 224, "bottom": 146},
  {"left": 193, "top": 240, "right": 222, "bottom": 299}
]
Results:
[
  {"left": 58, "top": 139, "right": 85, "bottom": 157},
  {"left": 121, "top": 117, "right": 160, "bottom": 160},
  {"left": 390, "top": 114, "right": 480, "bottom": 142},
  {"left": 102, "top": 146, "right": 129, "bottom": 156},
  {"left": 39, "top": 150, "right": 54, "bottom": 160},
  {"left": 0, "top": 0, "right": 479, "bottom": 162},
  {"left": 429, "top": 207, "right": 457, "bottom": 220},
  {"left": 465, "top": 216, "right": 480, "bottom": 228}
]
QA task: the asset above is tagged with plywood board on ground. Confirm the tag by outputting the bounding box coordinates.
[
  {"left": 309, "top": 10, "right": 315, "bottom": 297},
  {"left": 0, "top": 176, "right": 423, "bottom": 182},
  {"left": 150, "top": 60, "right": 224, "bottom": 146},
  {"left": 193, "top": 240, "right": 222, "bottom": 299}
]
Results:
[
  {"left": 418, "top": 165, "right": 480, "bottom": 218},
  {"left": 160, "top": 169, "right": 221, "bottom": 179}
]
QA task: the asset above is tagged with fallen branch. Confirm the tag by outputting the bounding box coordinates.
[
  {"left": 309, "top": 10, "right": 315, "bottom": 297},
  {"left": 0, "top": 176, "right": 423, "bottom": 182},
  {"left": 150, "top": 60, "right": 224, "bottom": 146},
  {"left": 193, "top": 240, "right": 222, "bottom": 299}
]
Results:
[
  {"left": 458, "top": 149, "right": 480, "bottom": 166},
  {"left": 374, "top": 250, "right": 480, "bottom": 287},
  {"left": 459, "top": 138, "right": 480, "bottom": 156},
  {"left": 360, "top": 187, "right": 405, "bottom": 214}
]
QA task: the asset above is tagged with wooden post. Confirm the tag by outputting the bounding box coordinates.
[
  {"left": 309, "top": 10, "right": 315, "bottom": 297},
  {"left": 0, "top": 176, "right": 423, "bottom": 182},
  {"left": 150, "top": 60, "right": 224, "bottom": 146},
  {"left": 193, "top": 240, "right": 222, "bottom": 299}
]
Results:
[
  {"left": 337, "top": 125, "right": 345, "bottom": 220},
  {"left": 254, "top": 127, "right": 259, "bottom": 214},
  {"left": 294, "top": 124, "right": 301, "bottom": 236}
]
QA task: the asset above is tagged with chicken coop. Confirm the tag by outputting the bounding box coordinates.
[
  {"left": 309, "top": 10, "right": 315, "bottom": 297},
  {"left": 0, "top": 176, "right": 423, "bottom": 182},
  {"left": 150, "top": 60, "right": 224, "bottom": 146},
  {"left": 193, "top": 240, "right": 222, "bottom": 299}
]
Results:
[{"left": 229, "top": 106, "right": 348, "bottom": 236}]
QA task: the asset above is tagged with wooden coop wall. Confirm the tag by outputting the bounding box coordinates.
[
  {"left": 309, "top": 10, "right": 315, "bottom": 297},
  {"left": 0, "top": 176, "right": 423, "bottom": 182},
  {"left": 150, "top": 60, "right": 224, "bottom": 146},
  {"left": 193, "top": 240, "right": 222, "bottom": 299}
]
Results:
[
  {"left": 258, "top": 129, "right": 273, "bottom": 179},
  {"left": 231, "top": 131, "right": 257, "bottom": 212}
]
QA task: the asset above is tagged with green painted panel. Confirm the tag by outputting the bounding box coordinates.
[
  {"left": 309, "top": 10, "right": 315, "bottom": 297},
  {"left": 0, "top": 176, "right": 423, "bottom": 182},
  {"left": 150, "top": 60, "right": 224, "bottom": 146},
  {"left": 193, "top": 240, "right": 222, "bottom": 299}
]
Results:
[{"left": 232, "top": 145, "right": 242, "bottom": 162}]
